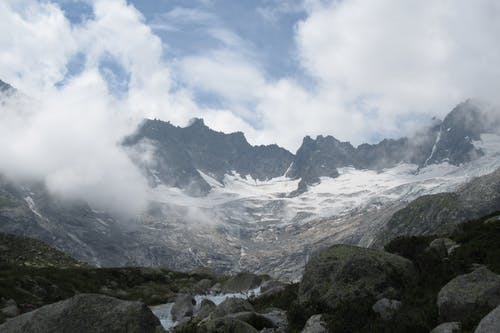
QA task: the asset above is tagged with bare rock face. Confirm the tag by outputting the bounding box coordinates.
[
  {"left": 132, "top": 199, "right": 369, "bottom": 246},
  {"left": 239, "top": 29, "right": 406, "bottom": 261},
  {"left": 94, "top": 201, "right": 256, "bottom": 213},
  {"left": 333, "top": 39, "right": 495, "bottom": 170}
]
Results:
[
  {"left": 372, "top": 298, "right": 402, "bottom": 321},
  {"left": 221, "top": 272, "right": 262, "bottom": 293},
  {"left": 301, "top": 314, "right": 327, "bottom": 333},
  {"left": 437, "top": 267, "right": 500, "bottom": 322},
  {"left": 426, "top": 238, "right": 458, "bottom": 259},
  {"left": 212, "top": 298, "right": 255, "bottom": 318},
  {"left": 0, "top": 294, "right": 164, "bottom": 333},
  {"left": 299, "top": 245, "right": 415, "bottom": 310},
  {"left": 430, "top": 322, "right": 461, "bottom": 333},
  {"left": 171, "top": 294, "right": 196, "bottom": 322},
  {"left": 475, "top": 305, "right": 500, "bottom": 333},
  {"left": 197, "top": 317, "right": 258, "bottom": 333}
]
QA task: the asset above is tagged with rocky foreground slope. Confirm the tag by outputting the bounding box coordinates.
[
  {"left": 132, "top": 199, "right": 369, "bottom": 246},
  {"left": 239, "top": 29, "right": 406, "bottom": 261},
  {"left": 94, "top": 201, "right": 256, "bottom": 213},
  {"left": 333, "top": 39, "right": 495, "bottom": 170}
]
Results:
[{"left": 1, "top": 210, "right": 499, "bottom": 332}]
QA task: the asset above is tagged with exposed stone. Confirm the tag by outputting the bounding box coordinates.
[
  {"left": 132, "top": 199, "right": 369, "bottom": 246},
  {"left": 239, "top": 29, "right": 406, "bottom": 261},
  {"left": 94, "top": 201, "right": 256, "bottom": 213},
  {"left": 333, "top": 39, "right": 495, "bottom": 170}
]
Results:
[
  {"left": 195, "top": 299, "right": 216, "bottom": 320},
  {"left": 430, "top": 322, "right": 461, "bottom": 333},
  {"left": 197, "top": 317, "right": 258, "bottom": 333},
  {"left": 213, "top": 298, "right": 254, "bottom": 318},
  {"left": 474, "top": 305, "right": 500, "bottom": 333},
  {"left": 0, "top": 294, "right": 164, "bottom": 333},
  {"left": 301, "top": 314, "right": 327, "bottom": 333},
  {"left": 372, "top": 298, "right": 402, "bottom": 321},
  {"left": 171, "top": 294, "right": 196, "bottom": 322},
  {"left": 221, "top": 273, "right": 262, "bottom": 293},
  {"left": 1, "top": 299, "right": 19, "bottom": 318},
  {"left": 259, "top": 280, "right": 286, "bottom": 298},
  {"left": 194, "top": 279, "right": 214, "bottom": 294},
  {"left": 426, "top": 238, "right": 458, "bottom": 259},
  {"left": 437, "top": 267, "right": 500, "bottom": 322},
  {"left": 225, "top": 311, "right": 275, "bottom": 330},
  {"left": 299, "top": 245, "right": 415, "bottom": 310}
]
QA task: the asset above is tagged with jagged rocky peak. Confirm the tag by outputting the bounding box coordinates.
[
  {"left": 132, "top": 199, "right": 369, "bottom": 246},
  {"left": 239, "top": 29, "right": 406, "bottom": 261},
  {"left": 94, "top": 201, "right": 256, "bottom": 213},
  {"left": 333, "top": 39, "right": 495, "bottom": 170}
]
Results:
[
  {"left": 0, "top": 79, "right": 15, "bottom": 95},
  {"left": 125, "top": 117, "right": 294, "bottom": 195},
  {"left": 287, "top": 100, "right": 495, "bottom": 193},
  {"left": 424, "top": 99, "right": 499, "bottom": 166}
]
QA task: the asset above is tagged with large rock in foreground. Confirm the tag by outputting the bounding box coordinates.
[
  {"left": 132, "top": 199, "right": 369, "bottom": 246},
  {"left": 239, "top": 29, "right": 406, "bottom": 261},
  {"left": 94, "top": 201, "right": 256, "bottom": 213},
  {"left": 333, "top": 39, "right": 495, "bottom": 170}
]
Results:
[
  {"left": 475, "top": 305, "right": 500, "bottom": 333},
  {"left": 221, "top": 272, "right": 262, "bottom": 293},
  {"left": 437, "top": 267, "right": 500, "bottom": 322},
  {"left": 0, "top": 294, "right": 164, "bottom": 333},
  {"left": 299, "top": 245, "right": 415, "bottom": 309}
]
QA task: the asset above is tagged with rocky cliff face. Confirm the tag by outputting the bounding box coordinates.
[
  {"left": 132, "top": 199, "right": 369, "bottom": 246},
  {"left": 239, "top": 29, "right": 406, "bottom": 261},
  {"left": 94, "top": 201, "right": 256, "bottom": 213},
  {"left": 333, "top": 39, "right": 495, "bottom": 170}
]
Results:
[
  {"left": 375, "top": 167, "right": 500, "bottom": 246},
  {"left": 124, "top": 118, "right": 294, "bottom": 195}
]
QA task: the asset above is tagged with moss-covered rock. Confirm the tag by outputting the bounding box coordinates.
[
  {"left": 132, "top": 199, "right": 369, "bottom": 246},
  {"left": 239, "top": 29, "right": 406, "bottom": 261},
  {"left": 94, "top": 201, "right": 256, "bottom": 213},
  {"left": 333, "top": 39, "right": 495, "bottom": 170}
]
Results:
[
  {"left": 221, "top": 273, "right": 262, "bottom": 293},
  {"left": 437, "top": 266, "right": 500, "bottom": 323},
  {"left": 298, "top": 244, "right": 415, "bottom": 310},
  {"left": 0, "top": 294, "right": 164, "bottom": 333}
]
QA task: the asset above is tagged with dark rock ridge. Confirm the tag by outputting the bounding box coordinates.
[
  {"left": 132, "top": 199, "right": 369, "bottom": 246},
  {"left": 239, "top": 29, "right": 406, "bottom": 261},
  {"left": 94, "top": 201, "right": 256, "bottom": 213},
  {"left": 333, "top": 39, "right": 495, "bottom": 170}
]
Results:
[
  {"left": 124, "top": 100, "right": 498, "bottom": 195},
  {"left": 288, "top": 100, "right": 500, "bottom": 192},
  {"left": 0, "top": 79, "right": 14, "bottom": 93},
  {"left": 375, "top": 167, "right": 500, "bottom": 245},
  {"left": 124, "top": 118, "right": 294, "bottom": 196},
  {"left": 425, "top": 100, "right": 500, "bottom": 166}
]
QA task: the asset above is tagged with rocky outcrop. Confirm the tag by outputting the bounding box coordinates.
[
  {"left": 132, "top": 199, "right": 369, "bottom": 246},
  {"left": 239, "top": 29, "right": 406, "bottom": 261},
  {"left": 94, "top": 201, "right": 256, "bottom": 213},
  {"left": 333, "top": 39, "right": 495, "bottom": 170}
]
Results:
[
  {"left": 195, "top": 299, "right": 216, "bottom": 320},
  {"left": 301, "top": 314, "right": 327, "bottom": 333},
  {"left": 475, "top": 305, "right": 500, "bottom": 333},
  {"left": 0, "top": 294, "right": 164, "bottom": 333},
  {"left": 437, "top": 267, "right": 500, "bottom": 322},
  {"left": 197, "top": 317, "right": 258, "bottom": 333},
  {"left": 299, "top": 245, "right": 415, "bottom": 310},
  {"left": 221, "top": 272, "right": 262, "bottom": 293},
  {"left": 372, "top": 298, "right": 402, "bottom": 321},
  {"left": 377, "top": 167, "right": 500, "bottom": 245},
  {"left": 430, "top": 322, "right": 461, "bottom": 333},
  {"left": 1, "top": 299, "right": 19, "bottom": 318},
  {"left": 171, "top": 294, "right": 196, "bottom": 322},
  {"left": 225, "top": 312, "right": 276, "bottom": 330},
  {"left": 212, "top": 298, "right": 255, "bottom": 318},
  {"left": 426, "top": 238, "right": 458, "bottom": 259},
  {"left": 124, "top": 118, "right": 294, "bottom": 195}
]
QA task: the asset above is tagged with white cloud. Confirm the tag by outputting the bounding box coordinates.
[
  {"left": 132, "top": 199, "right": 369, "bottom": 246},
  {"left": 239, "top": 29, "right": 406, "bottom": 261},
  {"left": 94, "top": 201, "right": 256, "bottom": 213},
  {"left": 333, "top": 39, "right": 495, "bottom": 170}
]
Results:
[
  {"left": 0, "top": 0, "right": 184, "bottom": 216},
  {"left": 1, "top": 0, "right": 500, "bottom": 213},
  {"left": 295, "top": 0, "right": 500, "bottom": 129}
]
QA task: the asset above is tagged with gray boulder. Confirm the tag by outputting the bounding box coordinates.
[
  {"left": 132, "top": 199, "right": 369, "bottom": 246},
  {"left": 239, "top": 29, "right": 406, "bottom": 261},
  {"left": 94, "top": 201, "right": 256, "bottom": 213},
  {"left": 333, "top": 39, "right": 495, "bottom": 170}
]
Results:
[
  {"left": 259, "top": 280, "right": 286, "bottom": 298},
  {"left": 430, "top": 322, "right": 461, "bottom": 333},
  {"left": 194, "top": 279, "right": 214, "bottom": 294},
  {"left": 372, "top": 298, "right": 402, "bottom": 321},
  {"left": 299, "top": 245, "right": 415, "bottom": 309},
  {"left": 426, "top": 238, "right": 458, "bottom": 259},
  {"left": 195, "top": 299, "right": 216, "bottom": 320},
  {"left": 0, "top": 294, "right": 164, "bottom": 333},
  {"left": 1, "top": 299, "right": 20, "bottom": 318},
  {"left": 226, "top": 311, "right": 276, "bottom": 330},
  {"left": 262, "top": 309, "right": 288, "bottom": 331},
  {"left": 197, "top": 317, "right": 258, "bottom": 333},
  {"left": 301, "top": 314, "right": 327, "bottom": 333},
  {"left": 171, "top": 294, "right": 196, "bottom": 321},
  {"left": 213, "top": 298, "right": 254, "bottom": 318},
  {"left": 475, "top": 305, "right": 500, "bottom": 333},
  {"left": 221, "top": 272, "right": 262, "bottom": 293},
  {"left": 437, "top": 267, "right": 500, "bottom": 322}
]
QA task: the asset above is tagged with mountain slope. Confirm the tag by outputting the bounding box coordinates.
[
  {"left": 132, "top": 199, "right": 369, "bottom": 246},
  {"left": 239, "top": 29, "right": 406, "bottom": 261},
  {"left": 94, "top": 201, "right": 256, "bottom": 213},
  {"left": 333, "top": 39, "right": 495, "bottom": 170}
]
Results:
[{"left": 376, "top": 166, "right": 500, "bottom": 245}]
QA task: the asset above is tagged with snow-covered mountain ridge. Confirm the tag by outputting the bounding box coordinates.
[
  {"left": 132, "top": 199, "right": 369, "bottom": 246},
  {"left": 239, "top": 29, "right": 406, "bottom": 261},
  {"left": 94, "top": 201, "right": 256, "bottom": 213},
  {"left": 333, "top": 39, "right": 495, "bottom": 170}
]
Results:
[{"left": 1, "top": 82, "right": 500, "bottom": 280}]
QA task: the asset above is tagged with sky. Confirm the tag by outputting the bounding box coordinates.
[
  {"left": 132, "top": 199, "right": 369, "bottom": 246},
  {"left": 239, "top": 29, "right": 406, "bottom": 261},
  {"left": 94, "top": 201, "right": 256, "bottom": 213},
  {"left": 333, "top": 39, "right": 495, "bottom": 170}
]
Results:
[{"left": 0, "top": 0, "right": 499, "bottom": 215}]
